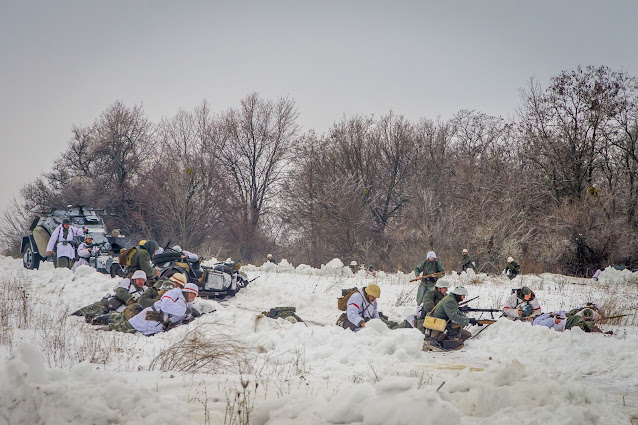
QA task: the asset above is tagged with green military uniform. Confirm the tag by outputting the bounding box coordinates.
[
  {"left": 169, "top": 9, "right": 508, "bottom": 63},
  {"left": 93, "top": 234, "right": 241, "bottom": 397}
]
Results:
[
  {"left": 414, "top": 259, "right": 445, "bottom": 304},
  {"left": 422, "top": 288, "right": 446, "bottom": 314},
  {"left": 564, "top": 315, "right": 602, "bottom": 333},
  {"left": 57, "top": 256, "right": 72, "bottom": 269},
  {"left": 127, "top": 245, "right": 158, "bottom": 280},
  {"left": 74, "top": 281, "right": 145, "bottom": 319},
  {"left": 429, "top": 294, "right": 472, "bottom": 342},
  {"left": 459, "top": 254, "right": 473, "bottom": 272},
  {"left": 108, "top": 317, "right": 136, "bottom": 333},
  {"left": 90, "top": 281, "right": 169, "bottom": 325},
  {"left": 263, "top": 307, "right": 304, "bottom": 323},
  {"left": 505, "top": 261, "right": 521, "bottom": 280}
]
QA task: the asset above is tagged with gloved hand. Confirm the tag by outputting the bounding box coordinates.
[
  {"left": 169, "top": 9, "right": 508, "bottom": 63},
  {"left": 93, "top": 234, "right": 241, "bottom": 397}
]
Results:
[
  {"left": 145, "top": 310, "right": 164, "bottom": 321},
  {"left": 468, "top": 318, "right": 478, "bottom": 325},
  {"left": 125, "top": 297, "right": 137, "bottom": 306}
]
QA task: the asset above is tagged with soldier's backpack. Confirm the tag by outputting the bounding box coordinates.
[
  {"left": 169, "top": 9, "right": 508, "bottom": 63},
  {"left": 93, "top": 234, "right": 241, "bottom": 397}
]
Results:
[
  {"left": 118, "top": 247, "right": 138, "bottom": 267},
  {"left": 337, "top": 287, "right": 359, "bottom": 311}
]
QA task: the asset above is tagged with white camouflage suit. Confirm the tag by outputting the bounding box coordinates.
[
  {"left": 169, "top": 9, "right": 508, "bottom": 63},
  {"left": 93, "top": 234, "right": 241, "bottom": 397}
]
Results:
[
  {"left": 46, "top": 223, "right": 84, "bottom": 260},
  {"left": 345, "top": 289, "right": 380, "bottom": 332},
  {"left": 503, "top": 292, "right": 542, "bottom": 319},
  {"left": 71, "top": 242, "right": 100, "bottom": 272},
  {"left": 128, "top": 287, "right": 193, "bottom": 335}
]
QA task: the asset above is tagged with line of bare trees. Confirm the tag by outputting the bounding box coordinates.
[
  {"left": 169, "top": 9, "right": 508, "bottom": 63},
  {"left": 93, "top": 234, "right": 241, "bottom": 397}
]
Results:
[{"left": 2, "top": 66, "right": 637, "bottom": 276}]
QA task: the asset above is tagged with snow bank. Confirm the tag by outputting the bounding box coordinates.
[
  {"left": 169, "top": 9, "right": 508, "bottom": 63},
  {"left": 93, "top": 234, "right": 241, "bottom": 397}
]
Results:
[
  {"left": 253, "top": 377, "right": 463, "bottom": 425},
  {"left": 0, "top": 343, "right": 192, "bottom": 425},
  {"left": 598, "top": 266, "right": 638, "bottom": 285}
]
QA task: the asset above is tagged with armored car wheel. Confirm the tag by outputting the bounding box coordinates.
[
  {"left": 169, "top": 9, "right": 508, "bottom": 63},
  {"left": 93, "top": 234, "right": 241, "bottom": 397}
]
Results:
[{"left": 22, "top": 245, "right": 41, "bottom": 269}]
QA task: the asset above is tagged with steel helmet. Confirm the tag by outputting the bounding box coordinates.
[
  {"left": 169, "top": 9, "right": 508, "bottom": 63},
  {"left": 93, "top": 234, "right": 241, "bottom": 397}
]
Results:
[
  {"left": 172, "top": 245, "right": 182, "bottom": 252},
  {"left": 365, "top": 284, "right": 381, "bottom": 298},
  {"left": 582, "top": 308, "right": 594, "bottom": 319},
  {"left": 350, "top": 260, "right": 358, "bottom": 266},
  {"left": 427, "top": 251, "right": 436, "bottom": 259},
  {"left": 507, "top": 256, "right": 514, "bottom": 263},
  {"left": 62, "top": 218, "right": 70, "bottom": 225},
  {"left": 183, "top": 283, "right": 199, "bottom": 295},
  {"left": 434, "top": 279, "right": 451, "bottom": 289},
  {"left": 451, "top": 286, "right": 468, "bottom": 296},
  {"left": 131, "top": 270, "right": 147, "bottom": 281},
  {"left": 169, "top": 273, "right": 187, "bottom": 287},
  {"left": 462, "top": 249, "right": 468, "bottom": 254},
  {"left": 267, "top": 254, "right": 273, "bottom": 258}
]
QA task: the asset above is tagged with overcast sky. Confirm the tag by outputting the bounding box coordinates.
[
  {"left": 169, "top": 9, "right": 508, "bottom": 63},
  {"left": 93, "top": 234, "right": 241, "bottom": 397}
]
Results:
[{"left": 1, "top": 1, "right": 637, "bottom": 214}]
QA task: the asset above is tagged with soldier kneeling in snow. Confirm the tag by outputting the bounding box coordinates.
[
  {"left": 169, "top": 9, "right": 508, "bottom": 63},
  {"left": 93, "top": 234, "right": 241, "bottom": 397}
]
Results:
[
  {"left": 340, "top": 284, "right": 381, "bottom": 332},
  {"left": 98, "top": 282, "right": 200, "bottom": 335},
  {"left": 72, "top": 270, "right": 148, "bottom": 320},
  {"left": 423, "top": 286, "right": 479, "bottom": 351},
  {"left": 503, "top": 286, "right": 542, "bottom": 321}
]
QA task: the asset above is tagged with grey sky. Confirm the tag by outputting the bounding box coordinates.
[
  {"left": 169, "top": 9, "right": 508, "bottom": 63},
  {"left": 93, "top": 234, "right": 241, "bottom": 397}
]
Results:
[{"left": 1, "top": 1, "right": 637, "bottom": 213}]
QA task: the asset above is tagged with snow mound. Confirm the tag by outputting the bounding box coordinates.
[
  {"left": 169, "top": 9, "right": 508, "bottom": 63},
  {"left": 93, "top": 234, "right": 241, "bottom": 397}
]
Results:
[
  {"left": 0, "top": 343, "right": 192, "bottom": 425},
  {"left": 598, "top": 266, "right": 638, "bottom": 285},
  {"left": 253, "top": 377, "right": 462, "bottom": 425}
]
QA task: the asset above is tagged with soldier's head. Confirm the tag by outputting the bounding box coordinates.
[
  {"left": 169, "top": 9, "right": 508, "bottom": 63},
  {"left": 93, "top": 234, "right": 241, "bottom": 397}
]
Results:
[
  {"left": 451, "top": 286, "right": 468, "bottom": 302},
  {"left": 427, "top": 251, "right": 436, "bottom": 261},
  {"left": 267, "top": 254, "right": 273, "bottom": 259},
  {"left": 350, "top": 260, "right": 358, "bottom": 267},
  {"left": 84, "top": 234, "right": 93, "bottom": 244},
  {"left": 364, "top": 284, "right": 381, "bottom": 301},
  {"left": 582, "top": 308, "right": 594, "bottom": 320},
  {"left": 169, "top": 272, "right": 187, "bottom": 288},
  {"left": 143, "top": 240, "right": 159, "bottom": 256},
  {"left": 507, "top": 256, "right": 514, "bottom": 263},
  {"left": 172, "top": 245, "right": 182, "bottom": 253},
  {"left": 434, "top": 278, "right": 451, "bottom": 295},
  {"left": 521, "top": 286, "right": 532, "bottom": 301},
  {"left": 462, "top": 249, "right": 468, "bottom": 254},
  {"left": 62, "top": 218, "right": 70, "bottom": 228},
  {"left": 182, "top": 283, "right": 199, "bottom": 302},
  {"left": 131, "top": 270, "right": 148, "bottom": 287}
]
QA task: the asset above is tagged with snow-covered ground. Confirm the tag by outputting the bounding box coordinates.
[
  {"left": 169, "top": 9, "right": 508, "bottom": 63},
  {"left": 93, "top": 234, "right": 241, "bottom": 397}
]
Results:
[{"left": 1, "top": 256, "right": 637, "bottom": 425}]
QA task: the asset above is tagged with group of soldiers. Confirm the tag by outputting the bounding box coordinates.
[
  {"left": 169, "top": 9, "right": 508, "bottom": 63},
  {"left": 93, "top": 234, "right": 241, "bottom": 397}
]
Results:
[
  {"left": 52, "top": 221, "right": 614, "bottom": 345},
  {"left": 70, "top": 239, "right": 203, "bottom": 335},
  {"left": 337, "top": 250, "right": 615, "bottom": 352}
]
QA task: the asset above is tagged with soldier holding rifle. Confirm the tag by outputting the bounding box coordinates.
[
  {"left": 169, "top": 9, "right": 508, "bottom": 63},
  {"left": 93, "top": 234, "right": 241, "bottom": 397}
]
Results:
[{"left": 413, "top": 251, "right": 445, "bottom": 305}]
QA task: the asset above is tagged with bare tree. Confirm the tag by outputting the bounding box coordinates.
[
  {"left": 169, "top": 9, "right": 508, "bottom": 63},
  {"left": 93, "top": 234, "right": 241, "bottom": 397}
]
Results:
[{"left": 219, "top": 93, "right": 299, "bottom": 260}]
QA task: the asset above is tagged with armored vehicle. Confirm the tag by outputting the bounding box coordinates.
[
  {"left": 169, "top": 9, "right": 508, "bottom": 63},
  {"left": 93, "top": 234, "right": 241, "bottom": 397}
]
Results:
[
  {"left": 154, "top": 249, "right": 250, "bottom": 299},
  {"left": 20, "top": 206, "right": 133, "bottom": 275}
]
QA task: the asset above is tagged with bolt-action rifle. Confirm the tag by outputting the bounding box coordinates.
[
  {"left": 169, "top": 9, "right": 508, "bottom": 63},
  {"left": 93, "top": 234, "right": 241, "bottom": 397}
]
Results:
[
  {"left": 409, "top": 271, "right": 446, "bottom": 282},
  {"left": 458, "top": 296, "right": 503, "bottom": 318}
]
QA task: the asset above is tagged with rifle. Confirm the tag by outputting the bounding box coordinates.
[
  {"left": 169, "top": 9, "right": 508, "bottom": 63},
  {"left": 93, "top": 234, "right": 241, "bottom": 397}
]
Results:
[
  {"left": 409, "top": 271, "right": 446, "bottom": 282},
  {"left": 459, "top": 307, "right": 502, "bottom": 314},
  {"left": 459, "top": 295, "right": 479, "bottom": 306},
  {"left": 451, "top": 319, "right": 496, "bottom": 328},
  {"left": 597, "top": 314, "right": 631, "bottom": 322}
]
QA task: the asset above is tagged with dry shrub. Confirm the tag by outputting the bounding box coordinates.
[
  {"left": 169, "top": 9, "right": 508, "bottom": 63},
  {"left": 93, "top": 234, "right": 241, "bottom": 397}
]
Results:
[
  {"left": 149, "top": 325, "right": 253, "bottom": 373},
  {"left": 0, "top": 272, "right": 32, "bottom": 347}
]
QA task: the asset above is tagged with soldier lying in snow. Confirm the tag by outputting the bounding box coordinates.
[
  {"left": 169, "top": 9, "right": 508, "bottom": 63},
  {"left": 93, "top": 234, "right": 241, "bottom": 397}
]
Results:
[
  {"left": 97, "top": 283, "right": 200, "bottom": 335},
  {"left": 533, "top": 305, "right": 613, "bottom": 334},
  {"left": 261, "top": 307, "right": 304, "bottom": 324},
  {"left": 72, "top": 271, "right": 148, "bottom": 320},
  {"left": 89, "top": 273, "right": 187, "bottom": 326}
]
